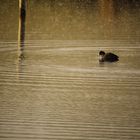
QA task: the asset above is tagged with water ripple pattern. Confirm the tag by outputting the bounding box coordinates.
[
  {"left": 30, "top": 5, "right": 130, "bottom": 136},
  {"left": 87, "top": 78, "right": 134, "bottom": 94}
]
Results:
[{"left": 0, "top": 40, "right": 140, "bottom": 140}]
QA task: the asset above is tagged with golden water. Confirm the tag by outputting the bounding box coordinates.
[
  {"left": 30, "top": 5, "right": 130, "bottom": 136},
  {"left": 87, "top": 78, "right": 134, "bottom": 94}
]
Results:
[{"left": 0, "top": 1, "right": 140, "bottom": 139}]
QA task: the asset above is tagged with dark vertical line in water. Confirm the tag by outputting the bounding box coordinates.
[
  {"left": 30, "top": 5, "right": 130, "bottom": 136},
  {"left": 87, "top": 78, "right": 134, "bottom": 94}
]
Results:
[
  {"left": 17, "top": 0, "right": 26, "bottom": 78},
  {"left": 18, "top": 0, "right": 26, "bottom": 59},
  {"left": 50, "top": 0, "right": 56, "bottom": 23}
]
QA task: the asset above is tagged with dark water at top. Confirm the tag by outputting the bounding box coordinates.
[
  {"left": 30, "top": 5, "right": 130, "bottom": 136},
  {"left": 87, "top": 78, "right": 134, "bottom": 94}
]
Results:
[{"left": 0, "top": 0, "right": 140, "bottom": 140}]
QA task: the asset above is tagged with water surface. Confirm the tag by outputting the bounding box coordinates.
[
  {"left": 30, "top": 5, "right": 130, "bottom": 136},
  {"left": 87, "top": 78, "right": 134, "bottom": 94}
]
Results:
[{"left": 0, "top": 0, "right": 140, "bottom": 140}]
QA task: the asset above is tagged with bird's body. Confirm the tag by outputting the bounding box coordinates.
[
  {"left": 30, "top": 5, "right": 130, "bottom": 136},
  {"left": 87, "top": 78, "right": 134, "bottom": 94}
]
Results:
[{"left": 99, "top": 51, "right": 119, "bottom": 62}]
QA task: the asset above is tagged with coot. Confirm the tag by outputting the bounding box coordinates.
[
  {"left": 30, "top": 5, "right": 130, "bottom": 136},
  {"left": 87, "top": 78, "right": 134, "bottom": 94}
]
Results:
[{"left": 99, "top": 51, "right": 119, "bottom": 62}]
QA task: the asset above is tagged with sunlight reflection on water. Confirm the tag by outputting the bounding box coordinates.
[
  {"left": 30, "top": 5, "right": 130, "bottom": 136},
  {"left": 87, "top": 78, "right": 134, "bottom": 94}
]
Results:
[{"left": 0, "top": 0, "right": 140, "bottom": 140}]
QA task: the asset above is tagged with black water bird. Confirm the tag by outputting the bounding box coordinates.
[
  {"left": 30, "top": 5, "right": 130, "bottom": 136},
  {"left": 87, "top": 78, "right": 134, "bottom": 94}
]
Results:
[{"left": 99, "top": 51, "right": 119, "bottom": 62}]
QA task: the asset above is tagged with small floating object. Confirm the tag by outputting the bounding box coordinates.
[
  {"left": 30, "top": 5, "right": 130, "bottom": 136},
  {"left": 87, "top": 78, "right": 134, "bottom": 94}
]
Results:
[{"left": 99, "top": 51, "right": 119, "bottom": 62}]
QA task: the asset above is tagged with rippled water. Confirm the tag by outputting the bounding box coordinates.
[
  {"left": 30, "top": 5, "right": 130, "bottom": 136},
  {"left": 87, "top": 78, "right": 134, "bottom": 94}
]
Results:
[{"left": 0, "top": 0, "right": 140, "bottom": 140}]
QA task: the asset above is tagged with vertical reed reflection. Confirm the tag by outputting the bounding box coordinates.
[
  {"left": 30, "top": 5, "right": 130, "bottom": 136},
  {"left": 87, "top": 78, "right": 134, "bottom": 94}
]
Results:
[
  {"left": 18, "top": 0, "right": 26, "bottom": 60},
  {"left": 98, "top": 0, "right": 114, "bottom": 38},
  {"left": 17, "top": 0, "right": 26, "bottom": 77}
]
